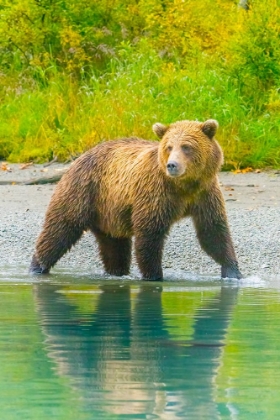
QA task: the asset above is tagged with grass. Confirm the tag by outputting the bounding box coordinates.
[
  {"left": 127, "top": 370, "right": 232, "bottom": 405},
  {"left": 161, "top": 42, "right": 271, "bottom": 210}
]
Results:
[{"left": 1, "top": 45, "right": 280, "bottom": 168}]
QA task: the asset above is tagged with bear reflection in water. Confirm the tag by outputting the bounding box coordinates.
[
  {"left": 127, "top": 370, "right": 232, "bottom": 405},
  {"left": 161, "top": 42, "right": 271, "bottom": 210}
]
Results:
[{"left": 34, "top": 284, "right": 238, "bottom": 418}]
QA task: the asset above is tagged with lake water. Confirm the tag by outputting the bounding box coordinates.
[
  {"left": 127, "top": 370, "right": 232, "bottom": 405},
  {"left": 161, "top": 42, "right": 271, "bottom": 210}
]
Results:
[{"left": 0, "top": 268, "right": 279, "bottom": 419}]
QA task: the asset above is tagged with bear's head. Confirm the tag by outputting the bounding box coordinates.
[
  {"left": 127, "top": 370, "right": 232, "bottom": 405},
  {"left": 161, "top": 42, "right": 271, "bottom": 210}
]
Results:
[{"left": 153, "top": 119, "right": 223, "bottom": 181}]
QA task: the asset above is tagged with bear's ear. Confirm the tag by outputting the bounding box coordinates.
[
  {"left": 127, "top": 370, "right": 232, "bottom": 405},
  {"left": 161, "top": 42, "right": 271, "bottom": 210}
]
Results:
[
  {"left": 202, "top": 119, "right": 219, "bottom": 139},
  {"left": 152, "top": 123, "right": 168, "bottom": 139}
]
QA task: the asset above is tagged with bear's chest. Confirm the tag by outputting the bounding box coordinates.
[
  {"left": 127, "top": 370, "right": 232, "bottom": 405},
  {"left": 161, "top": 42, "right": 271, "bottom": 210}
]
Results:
[{"left": 167, "top": 180, "right": 204, "bottom": 221}]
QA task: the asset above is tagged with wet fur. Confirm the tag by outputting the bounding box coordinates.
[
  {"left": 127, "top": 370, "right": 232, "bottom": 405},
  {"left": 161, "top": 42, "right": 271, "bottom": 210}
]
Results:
[{"left": 30, "top": 120, "right": 242, "bottom": 280}]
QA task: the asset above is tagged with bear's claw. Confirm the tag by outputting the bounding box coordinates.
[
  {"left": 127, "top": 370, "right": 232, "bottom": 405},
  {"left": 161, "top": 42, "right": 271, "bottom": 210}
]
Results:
[
  {"left": 29, "top": 255, "right": 49, "bottom": 274},
  {"left": 221, "top": 265, "right": 243, "bottom": 280}
]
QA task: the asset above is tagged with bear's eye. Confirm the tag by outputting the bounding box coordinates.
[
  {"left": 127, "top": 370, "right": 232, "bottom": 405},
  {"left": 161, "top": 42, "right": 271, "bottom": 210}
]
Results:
[
  {"left": 182, "top": 145, "right": 191, "bottom": 153},
  {"left": 167, "top": 146, "right": 173, "bottom": 152}
]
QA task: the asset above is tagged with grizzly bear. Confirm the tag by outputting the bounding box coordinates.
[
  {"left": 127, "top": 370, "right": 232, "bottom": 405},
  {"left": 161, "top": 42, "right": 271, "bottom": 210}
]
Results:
[{"left": 30, "top": 119, "right": 242, "bottom": 280}]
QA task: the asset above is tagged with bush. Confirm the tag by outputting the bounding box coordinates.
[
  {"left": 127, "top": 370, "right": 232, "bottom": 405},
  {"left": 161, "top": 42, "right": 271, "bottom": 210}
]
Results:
[{"left": 0, "top": 0, "right": 280, "bottom": 167}]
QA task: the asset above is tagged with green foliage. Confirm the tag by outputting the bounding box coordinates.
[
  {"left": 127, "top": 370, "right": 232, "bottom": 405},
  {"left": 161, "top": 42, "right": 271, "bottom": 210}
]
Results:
[
  {"left": 0, "top": 0, "right": 280, "bottom": 167},
  {"left": 229, "top": 0, "right": 280, "bottom": 91}
]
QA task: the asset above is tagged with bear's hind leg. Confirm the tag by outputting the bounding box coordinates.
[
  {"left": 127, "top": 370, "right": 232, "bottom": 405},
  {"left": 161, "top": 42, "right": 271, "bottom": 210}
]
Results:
[
  {"left": 30, "top": 222, "right": 84, "bottom": 274},
  {"left": 93, "top": 230, "right": 132, "bottom": 276}
]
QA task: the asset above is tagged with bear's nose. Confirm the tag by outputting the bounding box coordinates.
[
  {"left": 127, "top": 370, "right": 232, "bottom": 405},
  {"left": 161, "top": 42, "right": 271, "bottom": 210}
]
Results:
[{"left": 167, "top": 161, "right": 178, "bottom": 171}]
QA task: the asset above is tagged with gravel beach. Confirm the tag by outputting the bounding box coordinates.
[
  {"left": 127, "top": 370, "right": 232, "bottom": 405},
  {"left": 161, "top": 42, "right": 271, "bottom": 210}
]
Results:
[{"left": 1, "top": 162, "right": 280, "bottom": 279}]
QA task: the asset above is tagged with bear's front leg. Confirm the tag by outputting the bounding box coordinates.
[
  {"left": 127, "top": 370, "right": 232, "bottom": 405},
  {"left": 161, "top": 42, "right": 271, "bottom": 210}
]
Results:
[
  {"left": 191, "top": 185, "right": 242, "bottom": 279},
  {"left": 134, "top": 232, "right": 166, "bottom": 281}
]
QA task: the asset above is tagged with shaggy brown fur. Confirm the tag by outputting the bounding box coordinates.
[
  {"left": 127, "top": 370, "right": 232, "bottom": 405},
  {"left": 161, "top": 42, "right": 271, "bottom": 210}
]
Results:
[{"left": 30, "top": 119, "right": 242, "bottom": 280}]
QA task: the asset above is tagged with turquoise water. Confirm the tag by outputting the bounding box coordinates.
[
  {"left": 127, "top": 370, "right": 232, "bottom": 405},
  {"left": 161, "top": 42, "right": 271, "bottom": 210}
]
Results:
[{"left": 0, "top": 269, "right": 280, "bottom": 419}]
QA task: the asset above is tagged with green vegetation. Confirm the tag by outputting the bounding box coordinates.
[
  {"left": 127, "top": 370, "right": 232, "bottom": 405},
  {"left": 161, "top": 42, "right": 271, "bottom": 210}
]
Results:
[{"left": 0, "top": 0, "right": 280, "bottom": 168}]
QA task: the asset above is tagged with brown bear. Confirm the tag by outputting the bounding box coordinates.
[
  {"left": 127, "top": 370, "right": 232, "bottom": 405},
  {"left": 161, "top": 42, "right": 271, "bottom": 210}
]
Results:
[{"left": 30, "top": 119, "right": 242, "bottom": 280}]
